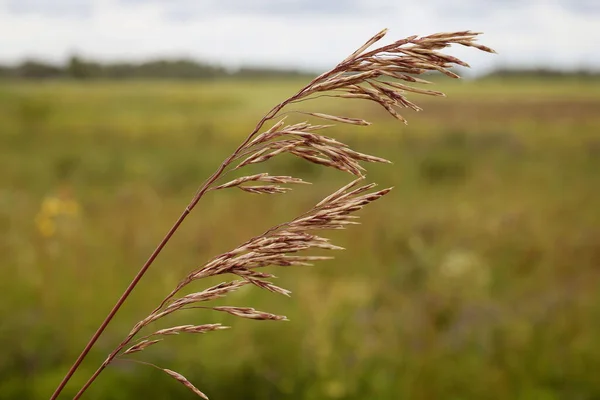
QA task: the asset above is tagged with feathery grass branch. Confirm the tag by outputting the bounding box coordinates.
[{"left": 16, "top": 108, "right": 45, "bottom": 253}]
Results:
[{"left": 51, "top": 28, "right": 494, "bottom": 399}]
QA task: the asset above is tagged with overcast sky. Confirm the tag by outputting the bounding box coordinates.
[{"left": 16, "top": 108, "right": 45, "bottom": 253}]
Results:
[{"left": 0, "top": 0, "right": 598, "bottom": 74}]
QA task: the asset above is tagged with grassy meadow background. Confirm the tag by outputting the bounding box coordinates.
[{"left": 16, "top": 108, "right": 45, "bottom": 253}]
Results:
[{"left": 1, "top": 75, "right": 600, "bottom": 399}]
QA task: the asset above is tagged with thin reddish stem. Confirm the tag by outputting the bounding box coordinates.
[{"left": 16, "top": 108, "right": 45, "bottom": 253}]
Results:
[{"left": 49, "top": 208, "right": 190, "bottom": 400}]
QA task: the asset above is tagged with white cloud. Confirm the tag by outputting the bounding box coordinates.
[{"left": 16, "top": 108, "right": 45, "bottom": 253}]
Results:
[
  {"left": 0, "top": 0, "right": 598, "bottom": 73},
  {"left": 4, "top": 0, "right": 92, "bottom": 17}
]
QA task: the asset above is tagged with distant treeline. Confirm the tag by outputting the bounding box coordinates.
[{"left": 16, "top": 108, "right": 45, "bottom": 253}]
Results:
[
  {"left": 0, "top": 56, "right": 311, "bottom": 80},
  {"left": 485, "top": 67, "right": 600, "bottom": 79},
  {"left": 0, "top": 56, "right": 598, "bottom": 80}
]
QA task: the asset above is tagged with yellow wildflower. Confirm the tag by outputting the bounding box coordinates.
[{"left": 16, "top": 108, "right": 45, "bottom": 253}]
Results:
[{"left": 35, "top": 190, "right": 82, "bottom": 238}]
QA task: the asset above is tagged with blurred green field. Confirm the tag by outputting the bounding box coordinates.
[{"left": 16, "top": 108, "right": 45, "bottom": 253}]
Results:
[{"left": 1, "top": 77, "right": 600, "bottom": 400}]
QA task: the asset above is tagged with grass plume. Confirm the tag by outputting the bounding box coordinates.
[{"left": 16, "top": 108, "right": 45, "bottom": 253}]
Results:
[{"left": 51, "top": 28, "right": 494, "bottom": 399}]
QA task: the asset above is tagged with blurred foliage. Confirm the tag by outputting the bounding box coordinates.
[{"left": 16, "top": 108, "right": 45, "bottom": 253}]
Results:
[
  {"left": 0, "top": 56, "right": 311, "bottom": 80},
  {"left": 0, "top": 55, "right": 598, "bottom": 81},
  {"left": 0, "top": 78, "right": 599, "bottom": 399}
]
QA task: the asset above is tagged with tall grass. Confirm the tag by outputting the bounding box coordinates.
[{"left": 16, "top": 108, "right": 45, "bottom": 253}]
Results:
[
  {"left": 46, "top": 29, "right": 494, "bottom": 399},
  {"left": 2, "top": 77, "right": 600, "bottom": 399}
]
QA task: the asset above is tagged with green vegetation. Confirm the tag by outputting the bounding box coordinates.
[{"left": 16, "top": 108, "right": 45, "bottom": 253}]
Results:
[
  {"left": 0, "top": 57, "right": 311, "bottom": 80},
  {"left": 1, "top": 78, "right": 599, "bottom": 399},
  {"left": 1, "top": 55, "right": 597, "bottom": 81}
]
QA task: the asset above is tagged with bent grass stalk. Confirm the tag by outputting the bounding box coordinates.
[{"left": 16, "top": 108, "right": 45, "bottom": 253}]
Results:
[{"left": 50, "top": 28, "right": 494, "bottom": 399}]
